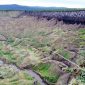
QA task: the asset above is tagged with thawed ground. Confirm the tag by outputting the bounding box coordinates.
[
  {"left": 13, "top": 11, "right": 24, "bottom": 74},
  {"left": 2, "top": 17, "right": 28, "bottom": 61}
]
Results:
[{"left": 0, "top": 15, "right": 85, "bottom": 85}]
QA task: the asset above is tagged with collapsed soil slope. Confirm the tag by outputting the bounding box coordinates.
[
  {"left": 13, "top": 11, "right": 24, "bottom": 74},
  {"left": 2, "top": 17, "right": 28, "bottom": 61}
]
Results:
[{"left": 0, "top": 11, "right": 85, "bottom": 85}]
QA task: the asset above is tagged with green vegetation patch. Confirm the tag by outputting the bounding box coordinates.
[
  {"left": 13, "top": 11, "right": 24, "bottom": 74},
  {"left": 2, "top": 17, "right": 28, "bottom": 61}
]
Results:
[
  {"left": 77, "top": 71, "right": 85, "bottom": 83},
  {"left": 0, "top": 65, "right": 15, "bottom": 79},
  {"left": 79, "top": 49, "right": 85, "bottom": 57},
  {"left": 0, "top": 49, "right": 16, "bottom": 63},
  {"left": 57, "top": 48, "right": 70, "bottom": 59},
  {"left": 33, "top": 63, "right": 59, "bottom": 83},
  {"left": 78, "top": 29, "right": 85, "bottom": 47}
]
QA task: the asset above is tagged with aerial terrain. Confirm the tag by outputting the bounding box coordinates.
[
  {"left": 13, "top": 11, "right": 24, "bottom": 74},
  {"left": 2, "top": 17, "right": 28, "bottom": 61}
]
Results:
[{"left": 0, "top": 5, "right": 85, "bottom": 85}]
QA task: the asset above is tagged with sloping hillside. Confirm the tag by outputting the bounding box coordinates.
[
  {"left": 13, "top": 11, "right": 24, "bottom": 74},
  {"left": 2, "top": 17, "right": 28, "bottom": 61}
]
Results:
[{"left": 0, "top": 11, "right": 85, "bottom": 85}]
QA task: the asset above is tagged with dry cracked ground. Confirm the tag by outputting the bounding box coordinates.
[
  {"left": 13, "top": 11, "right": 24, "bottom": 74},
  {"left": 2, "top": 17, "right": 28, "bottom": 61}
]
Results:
[{"left": 0, "top": 11, "right": 85, "bottom": 85}]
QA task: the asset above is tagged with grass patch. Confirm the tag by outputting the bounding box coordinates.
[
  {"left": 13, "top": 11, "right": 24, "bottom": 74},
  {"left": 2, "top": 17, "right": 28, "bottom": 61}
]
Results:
[
  {"left": 0, "top": 65, "right": 15, "bottom": 79},
  {"left": 33, "top": 63, "right": 59, "bottom": 83},
  {"left": 77, "top": 71, "right": 85, "bottom": 83},
  {"left": 0, "top": 70, "right": 39, "bottom": 85},
  {"left": 0, "top": 50, "right": 16, "bottom": 63},
  {"left": 79, "top": 49, "right": 85, "bottom": 57},
  {"left": 57, "top": 48, "right": 70, "bottom": 59},
  {"left": 78, "top": 29, "right": 85, "bottom": 47}
]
